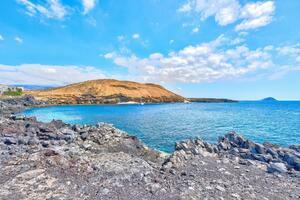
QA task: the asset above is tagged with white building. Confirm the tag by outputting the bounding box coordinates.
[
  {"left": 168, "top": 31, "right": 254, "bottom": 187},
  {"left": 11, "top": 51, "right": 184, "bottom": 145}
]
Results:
[
  {"left": 0, "top": 84, "right": 24, "bottom": 94},
  {"left": 0, "top": 84, "right": 9, "bottom": 94}
]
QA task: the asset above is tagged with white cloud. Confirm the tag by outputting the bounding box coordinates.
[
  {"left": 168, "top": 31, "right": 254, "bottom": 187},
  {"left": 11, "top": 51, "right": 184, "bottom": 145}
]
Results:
[
  {"left": 131, "top": 33, "right": 149, "bottom": 47},
  {"left": 240, "top": 1, "right": 275, "bottom": 20},
  {"left": 267, "top": 44, "right": 300, "bottom": 79},
  {"left": 238, "top": 31, "right": 248, "bottom": 37},
  {"left": 276, "top": 44, "right": 300, "bottom": 56},
  {"left": 178, "top": 1, "right": 192, "bottom": 13},
  {"left": 104, "top": 35, "right": 274, "bottom": 83},
  {"left": 269, "top": 65, "right": 300, "bottom": 80},
  {"left": 191, "top": 0, "right": 241, "bottom": 26},
  {"left": 117, "top": 35, "right": 125, "bottom": 42},
  {"left": 0, "top": 64, "right": 106, "bottom": 86},
  {"left": 103, "top": 52, "right": 116, "bottom": 59},
  {"left": 236, "top": 1, "right": 275, "bottom": 31},
  {"left": 132, "top": 33, "right": 140, "bottom": 39},
  {"left": 0, "top": 35, "right": 3, "bottom": 41},
  {"left": 192, "top": 27, "right": 199, "bottom": 33},
  {"left": 179, "top": 0, "right": 275, "bottom": 31},
  {"left": 105, "top": 39, "right": 300, "bottom": 83},
  {"left": 17, "top": 0, "right": 67, "bottom": 20},
  {"left": 275, "top": 44, "right": 300, "bottom": 72},
  {"left": 169, "top": 40, "right": 174, "bottom": 44},
  {"left": 264, "top": 45, "right": 274, "bottom": 51},
  {"left": 82, "top": 0, "right": 97, "bottom": 14},
  {"left": 15, "top": 36, "right": 23, "bottom": 44},
  {"left": 230, "top": 37, "right": 245, "bottom": 45}
]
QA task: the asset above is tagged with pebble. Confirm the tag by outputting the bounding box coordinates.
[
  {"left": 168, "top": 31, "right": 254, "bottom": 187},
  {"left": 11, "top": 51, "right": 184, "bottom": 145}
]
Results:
[
  {"left": 231, "top": 193, "right": 241, "bottom": 199},
  {"left": 216, "top": 185, "right": 226, "bottom": 192}
]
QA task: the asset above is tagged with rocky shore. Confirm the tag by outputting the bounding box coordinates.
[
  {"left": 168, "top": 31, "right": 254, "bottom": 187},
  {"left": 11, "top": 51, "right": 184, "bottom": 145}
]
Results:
[
  {"left": 187, "top": 98, "right": 238, "bottom": 103},
  {"left": 0, "top": 96, "right": 299, "bottom": 199}
]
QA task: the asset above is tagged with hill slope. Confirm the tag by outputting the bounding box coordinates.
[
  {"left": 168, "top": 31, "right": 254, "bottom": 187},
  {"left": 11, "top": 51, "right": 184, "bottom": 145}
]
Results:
[{"left": 26, "top": 79, "right": 185, "bottom": 104}]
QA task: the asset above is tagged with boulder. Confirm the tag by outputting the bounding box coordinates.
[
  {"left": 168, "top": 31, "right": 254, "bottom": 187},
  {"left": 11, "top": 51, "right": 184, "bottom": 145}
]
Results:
[
  {"left": 266, "top": 148, "right": 279, "bottom": 159},
  {"left": 17, "top": 136, "right": 29, "bottom": 145},
  {"left": 80, "top": 132, "right": 89, "bottom": 140},
  {"left": 50, "top": 120, "right": 65, "bottom": 129},
  {"left": 3, "top": 137, "right": 17, "bottom": 145},
  {"left": 267, "top": 162, "right": 287, "bottom": 173},
  {"left": 254, "top": 143, "right": 266, "bottom": 154},
  {"left": 175, "top": 139, "right": 218, "bottom": 156},
  {"left": 289, "top": 145, "right": 300, "bottom": 153},
  {"left": 218, "top": 140, "right": 231, "bottom": 150},
  {"left": 285, "top": 153, "right": 300, "bottom": 170},
  {"left": 28, "top": 137, "right": 39, "bottom": 145}
]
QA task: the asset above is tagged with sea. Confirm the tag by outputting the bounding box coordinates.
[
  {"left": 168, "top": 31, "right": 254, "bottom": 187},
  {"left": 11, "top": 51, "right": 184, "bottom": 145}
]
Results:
[{"left": 23, "top": 101, "right": 300, "bottom": 152}]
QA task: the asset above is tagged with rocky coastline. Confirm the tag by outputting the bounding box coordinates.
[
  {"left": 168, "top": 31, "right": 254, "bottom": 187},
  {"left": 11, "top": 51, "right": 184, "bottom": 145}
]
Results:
[
  {"left": 187, "top": 98, "right": 238, "bottom": 103},
  {"left": 0, "top": 96, "right": 299, "bottom": 199}
]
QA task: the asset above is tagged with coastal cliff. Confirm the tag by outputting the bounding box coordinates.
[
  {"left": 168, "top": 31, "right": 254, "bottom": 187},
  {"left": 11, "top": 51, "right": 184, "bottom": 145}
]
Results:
[{"left": 25, "top": 79, "right": 186, "bottom": 104}]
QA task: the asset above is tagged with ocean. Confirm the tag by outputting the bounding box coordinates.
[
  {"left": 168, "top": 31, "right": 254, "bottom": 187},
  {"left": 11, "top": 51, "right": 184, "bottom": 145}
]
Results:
[{"left": 23, "top": 101, "right": 300, "bottom": 152}]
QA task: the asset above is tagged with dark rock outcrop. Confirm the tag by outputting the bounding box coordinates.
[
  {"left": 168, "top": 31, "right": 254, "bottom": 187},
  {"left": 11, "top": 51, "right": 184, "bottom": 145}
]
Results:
[
  {"left": 0, "top": 95, "right": 45, "bottom": 116},
  {"left": 216, "top": 132, "right": 300, "bottom": 172},
  {"left": 187, "top": 98, "right": 238, "bottom": 103}
]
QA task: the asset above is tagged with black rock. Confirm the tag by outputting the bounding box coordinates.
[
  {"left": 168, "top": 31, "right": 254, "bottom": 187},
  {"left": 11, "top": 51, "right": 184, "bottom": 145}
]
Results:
[
  {"left": 254, "top": 143, "right": 266, "bottom": 154},
  {"left": 28, "top": 137, "right": 39, "bottom": 145},
  {"left": 3, "top": 137, "right": 17, "bottom": 145},
  {"left": 266, "top": 148, "right": 278, "bottom": 159},
  {"left": 289, "top": 145, "right": 300, "bottom": 153},
  {"left": 81, "top": 132, "right": 88, "bottom": 140}
]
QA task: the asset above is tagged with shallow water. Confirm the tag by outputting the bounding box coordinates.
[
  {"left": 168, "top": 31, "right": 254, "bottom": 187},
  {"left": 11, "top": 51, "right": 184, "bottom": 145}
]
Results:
[{"left": 23, "top": 101, "right": 300, "bottom": 152}]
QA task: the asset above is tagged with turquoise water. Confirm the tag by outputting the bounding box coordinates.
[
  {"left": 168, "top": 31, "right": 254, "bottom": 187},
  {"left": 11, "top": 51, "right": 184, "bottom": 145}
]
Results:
[{"left": 23, "top": 102, "right": 300, "bottom": 152}]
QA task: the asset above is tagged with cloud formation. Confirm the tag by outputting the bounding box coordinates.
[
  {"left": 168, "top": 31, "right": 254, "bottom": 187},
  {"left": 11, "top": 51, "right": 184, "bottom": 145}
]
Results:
[
  {"left": 2, "top": 41, "right": 299, "bottom": 86},
  {"left": 192, "top": 27, "right": 199, "bottom": 33},
  {"left": 178, "top": 0, "right": 275, "bottom": 31},
  {"left": 82, "top": 0, "right": 97, "bottom": 14},
  {"left": 132, "top": 34, "right": 140, "bottom": 39},
  {"left": 276, "top": 44, "right": 300, "bottom": 56},
  {"left": 236, "top": 1, "right": 275, "bottom": 31},
  {"left": 0, "top": 35, "right": 3, "bottom": 41},
  {"left": 14, "top": 36, "right": 23, "bottom": 43},
  {"left": 104, "top": 35, "right": 275, "bottom": 83},
  {"left": 17, "top": 0, "right": 67, "bottom": 19},
  {"left": 0, "top": 64, "right": 106, "bottom": 86}
]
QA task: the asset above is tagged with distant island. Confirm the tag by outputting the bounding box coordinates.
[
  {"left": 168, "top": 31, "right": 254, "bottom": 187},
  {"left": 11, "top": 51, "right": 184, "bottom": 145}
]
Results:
[
  {"left": 261, "top": 97, "right": 278, "bottom": 101},
  {"left": 187, "top": 98, "right": 238, "bottom": 103}
]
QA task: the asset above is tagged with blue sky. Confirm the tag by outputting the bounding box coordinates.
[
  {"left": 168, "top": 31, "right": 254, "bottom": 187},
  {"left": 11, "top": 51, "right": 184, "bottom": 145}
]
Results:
[{"left": 0, "top": 0, "right": 300, "bottom": 100}]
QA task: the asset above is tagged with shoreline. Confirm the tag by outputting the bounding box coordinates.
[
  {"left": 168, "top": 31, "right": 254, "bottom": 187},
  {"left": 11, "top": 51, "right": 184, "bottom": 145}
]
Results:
[
  {"left": 1, "top": 95, "right": 300, "bottom": 199},
  {"left": 21, "top": 99, "right": 298, "bottom": 151}
]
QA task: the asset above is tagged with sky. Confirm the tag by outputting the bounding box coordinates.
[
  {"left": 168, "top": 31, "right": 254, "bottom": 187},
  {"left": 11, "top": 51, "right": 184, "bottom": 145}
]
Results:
[{"left": 0, "top": 0, "right": 300, "bottom": 100}]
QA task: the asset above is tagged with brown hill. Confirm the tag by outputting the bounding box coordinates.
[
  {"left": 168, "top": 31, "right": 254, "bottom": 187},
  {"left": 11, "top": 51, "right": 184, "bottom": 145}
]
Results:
[{"left": 25, "top": 79, "right": 186, "bottom": 104}]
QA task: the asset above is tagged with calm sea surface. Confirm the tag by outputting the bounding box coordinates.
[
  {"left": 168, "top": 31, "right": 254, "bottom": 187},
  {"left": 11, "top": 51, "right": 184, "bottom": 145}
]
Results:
[{"left": 23, "top": 101, "right": 300, "bottom": 152}]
